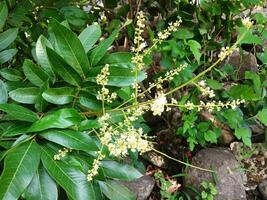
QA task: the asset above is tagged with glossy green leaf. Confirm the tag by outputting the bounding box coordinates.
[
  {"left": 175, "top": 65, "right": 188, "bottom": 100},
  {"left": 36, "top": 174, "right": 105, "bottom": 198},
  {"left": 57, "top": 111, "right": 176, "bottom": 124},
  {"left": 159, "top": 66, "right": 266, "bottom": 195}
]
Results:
[
  {"left": 41, "top": 145, "right": 97, "bottom": 200},
  {"left": 79, "top": 93, "right": 102, "bottom": 111},
  {"left": 87, "top": 66, "right": 146, "bottom": 87},
  {"left": 2, "top": 123, "right": 30, "bottom": 137},
  {"left": 0, "top": 104, "right": 38, "bottom": 122},
  {"left": 35, "top": 81, "right": 49, "bottom": 112},
  {"left": 257, "top": 108, "right": 267, "bottom": 126},
  {"left": 42, "top": 87, "right": 75, "bottom": 105},
  {"left": 0, "top": 68, "right": 23, "bottom": 81},
  {"left": 46, "top": 47, "right": 82, "bottom": 86},
  {"left": 23, "top": 165, "right": 58, "bottom": 200},
  {"left": 98, "top": 52, "right": 134, "bottom": 68},
  {"left": 98, "top": 180, "right": 135, "bottom": 200},
  {"left": 0, "top": 80, "right": 8, "bottom": 104},
  {"left": 9, "top": 87, "right": 40, "bottom": 104},
  {"left": 0, "top": 1, "right": 8, "bottom": 29},
  {"left": 61, "top": 6, "right": 88, "bottom": 27},
  {"left": 89, "top": 29, "right": 119, "bottom": 66},
  {"left": 49, "top": 19, "right": 89, "bottom": 78},
  {"left": 35, "top": 35, "right": 55, "bottom": 80},
  {"left": 28, "top": 108, "right": 83, "bottom": 132},
  {"left": 40, "top": 129, "right": 98, "bottom": 152},
  {"left": 0, "top": 49, "right": 18, "bottom": 64},
  {"left": 0, "top": 140, "right": 40, "bottom": 200},
  {"left": 79, "top": 23, "right": 101, "bottom": 53},
  {"left": 101, "top": 161, "right": 142, "bottom": 181},
  {"left": 22, "top": 59, "right": 49, "bottom": 87},
  {"left": 0, "top": 28, "right": 18, "bottom": 51}
]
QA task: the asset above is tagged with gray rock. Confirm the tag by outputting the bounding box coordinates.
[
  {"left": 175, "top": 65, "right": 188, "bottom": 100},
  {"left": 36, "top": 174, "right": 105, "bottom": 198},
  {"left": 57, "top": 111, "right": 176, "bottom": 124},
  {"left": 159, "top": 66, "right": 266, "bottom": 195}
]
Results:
[
  {"left": 259, "top": 179, "right": 267, "bottom": 199},
  {"left": 225, "top": 50, "right": 258, "bottom": 79},
  {"left": 121, "top": 175, "right": 155, "bottom": 200},
  {"left": 184, "top": 147, "right": 247, "bottom": 200}
]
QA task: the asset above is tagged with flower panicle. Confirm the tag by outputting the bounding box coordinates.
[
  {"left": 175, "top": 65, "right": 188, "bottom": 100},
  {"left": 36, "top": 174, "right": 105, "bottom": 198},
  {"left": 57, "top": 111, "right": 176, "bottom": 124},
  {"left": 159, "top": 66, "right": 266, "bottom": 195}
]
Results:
[
  {"left": 53, "top": 148, "right": 71, "bottom": 160},
  {"left": 87, "top": 151, "right": 105, "bottom": 182},
  {"left": 96, "top": 64, "right": 117, "bottom": 103}
]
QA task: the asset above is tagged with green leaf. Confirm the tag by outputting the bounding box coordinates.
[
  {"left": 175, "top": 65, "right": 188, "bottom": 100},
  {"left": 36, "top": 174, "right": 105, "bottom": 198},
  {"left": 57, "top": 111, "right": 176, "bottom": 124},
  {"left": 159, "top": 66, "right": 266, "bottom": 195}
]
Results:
[
  {"left": 101, "top": 161, "right": 142, "bottom": 181},
  {"left": 0, "top": 28, "right": 18, "bottom": 51},
  {"left": 188, "top": 40, "right": 201, "bottom": 64},
  {"left": 173, "top": 28, "right": 194, "bottom": 39},
  {"left": 9, "top": 87, "right": 40, "bottom": 104},
  {"left": 79, "top": 93, "right": 102, "bottom": 111},
  {"left": 257, "top": 108, "right": 267, "bottom": 126},
  {"left": 49, "top": 19, "right": 89, "bottom": 78},
  {"left": 87, "top": 66, "right": 146, "bottom": 87},
  {"left": 0, "top": 104, "right": 38, "bottom": 122},
  {"left": 235, "top": 127, "right": 252, "bottom": 147},
  {"left": 0, "top": 48, "right": 17, "bottom": 64},
  {"left": 40, "top": 129, "right": 98, "bottom": 152},
  {"left": 1, "top": 123, "right": 30, "bottom": 137},
  {"left": 222, "top": 109, "right": 243, "bottom": 129},
  {"left": 42, "top": 87, "right": 75, "bottom": 105},
  {"left": 79, "top": 23, "right": 101, "bottom": 53},
  {"left": 89, "top": 29, "right": 119, "bottom": 66},
  {"left": 228, "top": 84, "right": 260, "bottom": 101},
  {"left": 0, "top": 68, "right": 23, "bottom": 81},
  {"left": 41, "top": 145, "right": 97, "bottom": 200},
  {"left": 23, "top": 165, "right": 58, "bottom": 200},
  {"left": 61, "top": 6, "right": 88, "bottom": 27},
  {"left": 0, "top": 1, "right": 8, "bottom": 29},
  {"left": 28, "top": 108, "right": 83, "bottom": 132},
  {"left": 0, "top": 80, "right": 8, "bottom": 104},
  {"left": 204, "top": 130, "right": 217, "bottom": 143},
  {"left": 22, "top": 59, "right": 49, "bottom": 87},
  {"left": 257, "top": 48, "right": 267, "bottom": 64},
  {"left": 206, "top": 79, "right": 223, "bottom": 90},
  {"left": 46, "top": 47, "right": 82, "bottom": 86},
  {"left": 35, "top": 35, "right": 55, "bottom": 80},
  {"left": 245, "top": 71, "right": 261, "bottom": 95},
  {"left": 98, "top": 180, "right": 135, "bottom": 200},
  {"left": 238, "top": 27, "right": 263, "bottom": 45},
  {"left": 0, "top": 140, "right": 40, "bottom": 200},
  {"left": 98, "top": 52, "right": 134, "bottom": 68},
  {"left": 35, "top": 81, "right": 49, "bottom": 112}
]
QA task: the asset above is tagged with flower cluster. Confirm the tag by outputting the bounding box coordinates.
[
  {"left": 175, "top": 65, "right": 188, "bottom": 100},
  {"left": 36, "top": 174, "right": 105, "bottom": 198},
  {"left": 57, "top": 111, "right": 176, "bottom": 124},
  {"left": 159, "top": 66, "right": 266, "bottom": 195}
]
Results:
[
  {"left": 133, "top": 11, "right": 146, "bottom": 53},
  {"left": 96, "top": 64, "right": 117, "bottom": 103},
  {"left": 87, "top": 151, "right": 105, "bottom": 181},
  {"left": 150, "top": 92, "right": 168, "bottom": 116},
  {"left": 53, "top": 148, "right": 71, "bottom": 160},
  {"left": 218, "top": 46, "right": 238, "bottom": 60},
  {"left": 184, "top": 99, "right": 245, "bottom": 112},
  {"left": 98, "top": 113, "right": 151, "bottom": 157},
  {"left": 131, "top": 11, "right": 182, "bottom": 71},
  {"left": 197, "top": 80, "right": 215, "bottom": 98},
  {"left": 242, "top": 17, "right": 253, "bottom": 29},
  {"left": 154, "top": 63, "right": 188, "bottom": 89},
  {"left": 157, "top": 19, "right": 182, "bottom": 40}
]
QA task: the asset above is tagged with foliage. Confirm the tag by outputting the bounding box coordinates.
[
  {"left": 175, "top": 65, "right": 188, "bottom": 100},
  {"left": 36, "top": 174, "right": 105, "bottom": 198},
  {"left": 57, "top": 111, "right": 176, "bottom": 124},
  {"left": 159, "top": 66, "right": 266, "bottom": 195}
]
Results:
[{"left": 0, "top": 0, "right": 266, "bottom": 199}]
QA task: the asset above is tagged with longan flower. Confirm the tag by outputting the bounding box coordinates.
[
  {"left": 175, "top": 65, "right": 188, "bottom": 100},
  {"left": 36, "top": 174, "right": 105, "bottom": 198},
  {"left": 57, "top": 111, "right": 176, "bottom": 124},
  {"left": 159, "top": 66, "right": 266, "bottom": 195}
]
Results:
[
  {"left": 197, "top": 80, "right": 215, "bottom": 98},
  {"left": 242, "top": 17, "right": 253, "bottom": 29},
  {"left": 87, "top": 152, "right": 105, "bottom": 181},
  {"left": 150, "top": 92, "right": 167, "bottom": 116},
  {"left": 218, "top": 46, "right": 238, "bottom": 60},
  {"left": 53, "top": 148, "right": 71, "bottom": 160}
]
